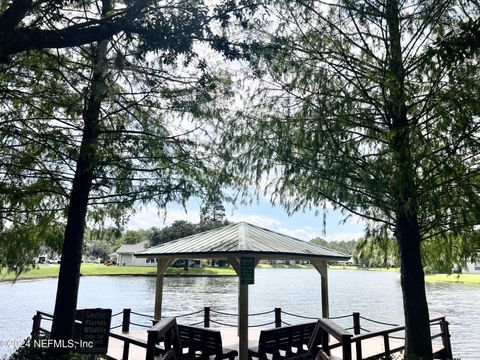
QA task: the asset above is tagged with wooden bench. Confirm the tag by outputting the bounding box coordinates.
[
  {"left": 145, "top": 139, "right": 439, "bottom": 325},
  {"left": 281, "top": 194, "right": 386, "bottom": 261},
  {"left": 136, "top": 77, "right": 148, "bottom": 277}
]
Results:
[
  {"left": 178, "top": 325, "right": 238, "bottom": 360},
  {"left": 108, "top": 317, "right": 182, "bottom": 360},
  {"left": 248, "top": 321, "right": 321, "bottom": 360}
]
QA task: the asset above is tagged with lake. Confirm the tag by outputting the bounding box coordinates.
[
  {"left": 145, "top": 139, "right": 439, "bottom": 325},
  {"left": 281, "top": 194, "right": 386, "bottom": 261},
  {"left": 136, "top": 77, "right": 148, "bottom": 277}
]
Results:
[{"left": 1, "top": 268, "right": 478, "bottom": 359}]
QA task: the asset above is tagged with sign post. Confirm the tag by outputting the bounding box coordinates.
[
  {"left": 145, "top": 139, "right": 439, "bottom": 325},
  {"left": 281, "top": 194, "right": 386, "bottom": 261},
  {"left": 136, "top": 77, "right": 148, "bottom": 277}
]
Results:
[{"left": 76, "top": 308, "right": 112, "bottom": 354}]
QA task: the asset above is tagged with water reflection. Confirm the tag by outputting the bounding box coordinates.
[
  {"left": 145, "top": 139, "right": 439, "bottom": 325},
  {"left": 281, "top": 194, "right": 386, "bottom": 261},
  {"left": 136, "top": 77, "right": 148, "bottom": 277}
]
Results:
[{"left": 0, "top": 269, "right": 478, "bottom": 359}]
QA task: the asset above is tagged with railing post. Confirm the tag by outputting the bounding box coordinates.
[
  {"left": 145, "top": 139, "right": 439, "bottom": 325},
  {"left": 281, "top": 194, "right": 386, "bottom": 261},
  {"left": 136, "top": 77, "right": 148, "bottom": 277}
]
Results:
[
  {"left": 31, "top": 312, "right": 41, "bottom": 337},
  {"left": 341, "top": 334, "right": 352, "bottom": 360},
  {"left": 275, "top": 308, "right": 282, "bottom": 328},
  {"left": 204, "top": 306, "right": 210, "bottom": 328},
  {"left": 440, "top": 317, "right": 453, "bottom": 359},
  {"left": 355, "top": 338, "right": 362, "bottom": 360},
  {"left": 123, "top": 341, "right": 131, "bottom": 360},
  {"left": 383, "top": 333, "right": 390, "bottom": 356},
  {"left": 122, "top": 308, "right": 131, "bottom": 333},
  {"left": 353, "top": 312, "right": 360, "bottom": 335},
  {"left": 320, "top": 328, "right": 330, "bottom": 356},
  {"left": 146, "top": 329, "right": 156, "bottom": 360}
]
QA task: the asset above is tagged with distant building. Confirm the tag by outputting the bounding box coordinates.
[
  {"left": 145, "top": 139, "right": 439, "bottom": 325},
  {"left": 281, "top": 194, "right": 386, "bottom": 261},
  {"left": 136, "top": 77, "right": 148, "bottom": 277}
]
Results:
[
  {"left": 115, "top": 241, "right": 156, "bottom": 266},
  {"left": 464, "top": 261, "right": 480, "bottom": 274},
  {"left": 338, "top": 257, "right": 355, "bottom": 266}
]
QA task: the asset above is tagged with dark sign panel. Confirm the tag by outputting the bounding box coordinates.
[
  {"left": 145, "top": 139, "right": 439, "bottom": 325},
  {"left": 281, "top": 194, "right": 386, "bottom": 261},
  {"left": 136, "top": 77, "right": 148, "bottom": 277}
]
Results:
[
  {"left": 240, "top": 256, "right": 255, "bottom": 284},
  {"left": 77, "top": 308, "right": 112, "bottom": 354}
]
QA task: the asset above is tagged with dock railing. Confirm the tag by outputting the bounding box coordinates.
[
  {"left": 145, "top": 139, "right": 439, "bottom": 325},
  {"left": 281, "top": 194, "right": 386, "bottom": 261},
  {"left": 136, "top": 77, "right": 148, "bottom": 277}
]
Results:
[
  {"left": 31, "top": 310, "right": 53, "bottom": 337},
  {"left": 316, "top": 318, "right": 353, "bottom": 360},
  {"left": 32, "top": 308, "right": 453, "bottom": 360}
]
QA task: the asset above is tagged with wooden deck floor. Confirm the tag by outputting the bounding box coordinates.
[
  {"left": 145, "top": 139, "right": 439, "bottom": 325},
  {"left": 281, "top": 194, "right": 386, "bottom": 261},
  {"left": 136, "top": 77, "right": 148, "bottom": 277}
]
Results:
[
  {"left": 106, "top": 328, "right": 443, "bottom": 360},
  {"left": 107, "top": 331, "right": 149, "bottom": 360}
]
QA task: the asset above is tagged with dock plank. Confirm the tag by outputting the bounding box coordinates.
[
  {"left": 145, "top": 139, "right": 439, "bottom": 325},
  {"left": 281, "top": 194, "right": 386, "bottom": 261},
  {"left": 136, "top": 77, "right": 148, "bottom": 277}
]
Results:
[{"left": 107, "top": 331, "right": 149, "bottom": 360}]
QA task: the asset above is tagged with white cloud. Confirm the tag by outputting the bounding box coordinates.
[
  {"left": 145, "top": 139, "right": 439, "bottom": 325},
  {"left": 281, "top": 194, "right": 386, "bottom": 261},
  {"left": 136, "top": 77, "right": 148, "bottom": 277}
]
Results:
[
  {"left": 126, "top": 205, "right": 200, "bottom": 230},
  {"left": 126, "top": 205, "right": 364, "bottom": 243},
  {"left": 227, "top": 213, "right": 281, "bottom": 228},
  {"left": 277, "top": 226, "right": 324, "bottom": 241},
  {"left": 227, "top": 213, "right": 324, "bottom": 241}
]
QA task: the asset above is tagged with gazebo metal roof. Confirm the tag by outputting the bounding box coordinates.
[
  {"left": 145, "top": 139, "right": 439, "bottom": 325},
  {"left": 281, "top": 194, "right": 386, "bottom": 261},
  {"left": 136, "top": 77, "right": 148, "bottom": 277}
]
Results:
[
  {"left": 135, "top": 221, "right": 349, "bottom": 360},
  {"left": 135, "top": 222, "right": 350, "bottom": 261}
]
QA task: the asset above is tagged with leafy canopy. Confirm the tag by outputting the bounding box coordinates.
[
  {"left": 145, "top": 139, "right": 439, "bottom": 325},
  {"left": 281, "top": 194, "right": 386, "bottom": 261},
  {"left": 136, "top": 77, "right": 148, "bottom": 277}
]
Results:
[{"left": 222, "top": 0, "right": 480, "bottom": 269}]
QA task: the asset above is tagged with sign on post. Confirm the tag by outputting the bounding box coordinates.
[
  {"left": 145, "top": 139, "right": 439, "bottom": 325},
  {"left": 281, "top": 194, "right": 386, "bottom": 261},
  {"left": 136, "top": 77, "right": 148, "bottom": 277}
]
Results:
[
  {"left": 240, "top": 257, "right": 255, "bottom": 284},
  {"left": 77, "top": 308, "right": 112, "bottom": 354}
]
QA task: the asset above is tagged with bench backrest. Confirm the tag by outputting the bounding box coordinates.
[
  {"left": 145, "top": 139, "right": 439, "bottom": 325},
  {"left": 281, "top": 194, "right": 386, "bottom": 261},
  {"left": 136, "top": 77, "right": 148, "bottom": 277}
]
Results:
[
  {"left": 178, "top": 324, "right": 223, "bottom": 357},
  {"left": 147, "top": 317, "right": 183, "bottom": 360},
  {"left": 257, "top": 322, "right": 320, "bottom": 359},
  {"left": 258, "top": 322, "right": 316, "bottom": 348}
]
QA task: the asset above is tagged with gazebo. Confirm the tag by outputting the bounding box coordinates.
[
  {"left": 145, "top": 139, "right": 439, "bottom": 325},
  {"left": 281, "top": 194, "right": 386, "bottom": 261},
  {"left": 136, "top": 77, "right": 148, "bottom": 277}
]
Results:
[{"left": 135, "top": 222, "right": 350, "bottom": 360}]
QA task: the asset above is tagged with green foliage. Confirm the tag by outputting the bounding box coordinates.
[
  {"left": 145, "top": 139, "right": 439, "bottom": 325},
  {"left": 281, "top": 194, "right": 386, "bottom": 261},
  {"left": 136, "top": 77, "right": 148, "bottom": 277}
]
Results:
[
  {"left": 83, "top": 240, "right": 113, "bottom": 261},
  {"left": 0, "top": 216, "right": 64, "bottom": 275},
  {"left": 0, "top": 0, "right": 262, "bottom": 272},
  {"left": 0, "top": 22, "right": 232, "bottom": 270},
  {"left": 85, "top": 227, "right": 123, "bottom": 248},
  {"left": 309, "top": 237, "right": 356, "bottom": 256},
  {"left": 0, "top": 0, "right": 259, "bottom": 61},
  {"left": 118, "top": 229, "right": 152, "bottom": 245},
  {"left": 198, "top": 193, "right": 230, "bottom": 232},
  {"left": 222, "top": 0, "right": 480, "bottom": 273},
  {"left": 149, "top": 197, "right": 231, "bottom": 246},
  {"left": 221, "top": 2, "right": 479, "bottom": 356},
  {"left": 354, "top": 237, "right": 400, "bottom": 268},
  {"left": 149, "top": 220, "right": 198, "bottom": 246},
  {"left": 422, "top": 232, "right": 480, "bottom": 274}
]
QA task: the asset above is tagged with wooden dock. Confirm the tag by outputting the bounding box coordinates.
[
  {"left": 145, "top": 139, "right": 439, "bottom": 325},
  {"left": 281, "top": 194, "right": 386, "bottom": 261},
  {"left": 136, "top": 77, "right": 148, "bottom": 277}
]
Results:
[
  {"left": 106, "top": 327, "right": 444, "bottom": 360},
  {"left": 31, "top": 309, "right": 452, "bottom": 360}
]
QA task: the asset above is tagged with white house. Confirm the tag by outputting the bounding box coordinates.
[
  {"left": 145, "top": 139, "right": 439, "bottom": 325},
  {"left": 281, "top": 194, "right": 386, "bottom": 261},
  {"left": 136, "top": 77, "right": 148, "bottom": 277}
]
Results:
[
  {"left": 115, "top": 241, "right": 157, "bottom": 267},
  {"left": 464, "top": 261, "right": 480, "bottom": 274}
]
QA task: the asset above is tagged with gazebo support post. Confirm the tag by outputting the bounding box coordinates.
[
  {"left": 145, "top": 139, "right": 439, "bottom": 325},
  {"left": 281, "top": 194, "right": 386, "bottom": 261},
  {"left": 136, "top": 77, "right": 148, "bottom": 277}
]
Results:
[
  {"left": 228, "top": 256, "right": 249, "bottom": 360},
  {"left": 154, "top": 257, "right": 172, "bottom": 321},
  {"left": 238, "top": 282, "right": 248, "bottom": 360},
  {"left": 312, "top": 259, "right": 329, "bottom": 318}
]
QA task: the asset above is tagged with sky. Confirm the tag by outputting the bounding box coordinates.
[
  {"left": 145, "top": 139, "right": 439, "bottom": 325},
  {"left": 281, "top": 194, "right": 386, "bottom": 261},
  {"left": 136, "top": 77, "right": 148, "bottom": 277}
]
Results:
[{"left": 125, "top": 195, "right": 365, "bottom": 242}]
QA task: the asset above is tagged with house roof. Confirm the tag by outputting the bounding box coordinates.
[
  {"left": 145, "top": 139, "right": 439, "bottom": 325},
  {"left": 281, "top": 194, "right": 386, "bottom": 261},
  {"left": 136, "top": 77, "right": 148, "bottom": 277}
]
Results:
[
  {"left": 116, "top": 240, "right": 149, "bottom": 254},
  {"left": 135, "top": 222, "right": 350, "bottom": 261}
]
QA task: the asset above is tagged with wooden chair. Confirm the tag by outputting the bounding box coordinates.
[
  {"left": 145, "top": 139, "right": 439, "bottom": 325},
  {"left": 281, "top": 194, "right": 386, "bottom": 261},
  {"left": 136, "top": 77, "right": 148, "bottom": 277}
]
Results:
[
  {"left": 248, "top": 321, "right": 321, "bottom": 360},
  {"left": 147, "top": 317, "right": 184, "bottom": 360},
  {"left": 178, "top": 324, "right": 238, "bottom": 360}
]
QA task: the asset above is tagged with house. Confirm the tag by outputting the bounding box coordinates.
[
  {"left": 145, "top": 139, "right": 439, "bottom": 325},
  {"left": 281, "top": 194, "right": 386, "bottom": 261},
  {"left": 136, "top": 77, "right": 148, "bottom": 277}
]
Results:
[
  {"left": 464, "top": 261, "right": 480, "bottom": 274},
  {"left": 115, "top": 241, "right": 157, "bottom": 266}
]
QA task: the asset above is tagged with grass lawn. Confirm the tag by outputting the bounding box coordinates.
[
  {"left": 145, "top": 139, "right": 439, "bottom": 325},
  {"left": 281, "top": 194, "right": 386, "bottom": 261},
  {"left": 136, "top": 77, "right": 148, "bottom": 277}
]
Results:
[
  {"left": 4, "top": 263, "right": 479, "bottom": 284},
  {"left": 256, "top": 263, "right": 313, "bottom": 269},
  {"left": 424, "top": 273, "right": 480, "bottom": 285},
  {"left": 329, "top": 265, "right": 400, "bottom": 272},
  {"left": 0, "top": 263, "right": 236, "bottom": 282}
]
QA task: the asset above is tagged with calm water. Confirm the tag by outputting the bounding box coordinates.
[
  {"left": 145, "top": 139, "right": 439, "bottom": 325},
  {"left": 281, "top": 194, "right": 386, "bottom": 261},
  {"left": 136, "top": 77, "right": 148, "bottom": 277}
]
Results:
[{"left": 0, "top": 269, "right": 478, "bottom": 359}]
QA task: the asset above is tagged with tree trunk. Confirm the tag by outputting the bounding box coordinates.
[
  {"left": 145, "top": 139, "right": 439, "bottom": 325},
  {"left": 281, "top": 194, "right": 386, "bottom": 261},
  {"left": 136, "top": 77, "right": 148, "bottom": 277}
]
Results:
[
  {"left": 396, "top": 214, "right": 432, "bottom": 359},
  {"left": 386, "top": 0, "right": 432, "bottom": 358},
  {"left": 50, "top": 0, "right": 111, "bottom": 342}
]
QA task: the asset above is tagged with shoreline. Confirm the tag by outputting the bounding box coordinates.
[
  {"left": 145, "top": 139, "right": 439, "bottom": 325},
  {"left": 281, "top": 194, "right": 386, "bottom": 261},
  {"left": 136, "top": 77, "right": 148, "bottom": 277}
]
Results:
[{"left": 1, "top": 263, "right": 479, "bottom": 285}]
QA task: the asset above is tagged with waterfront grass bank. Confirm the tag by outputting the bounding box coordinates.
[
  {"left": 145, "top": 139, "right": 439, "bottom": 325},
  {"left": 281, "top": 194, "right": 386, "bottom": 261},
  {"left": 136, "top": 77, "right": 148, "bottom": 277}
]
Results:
[
  {"left": 0, "top": 263, "right": 236, "bottom": 282},
  {"left": 424, "top": 273, "right": 480, "bottom": 285},
  {"left": 2, "top": 263, "right": 479, "bottom": 284}
]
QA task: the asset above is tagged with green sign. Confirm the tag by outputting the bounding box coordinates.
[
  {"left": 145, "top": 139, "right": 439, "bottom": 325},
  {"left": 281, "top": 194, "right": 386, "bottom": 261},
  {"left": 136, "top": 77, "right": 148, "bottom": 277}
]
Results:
[
  {"left": 240, "top": 257, "right": 255, "bottom": 284},
  {"left": 77, "top": 308, "right": 112, "bottom": 354}
]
